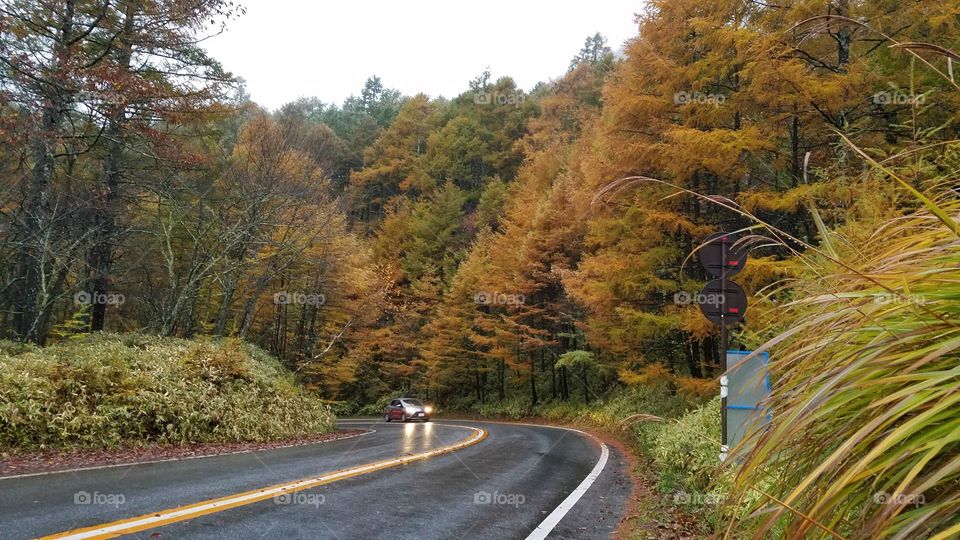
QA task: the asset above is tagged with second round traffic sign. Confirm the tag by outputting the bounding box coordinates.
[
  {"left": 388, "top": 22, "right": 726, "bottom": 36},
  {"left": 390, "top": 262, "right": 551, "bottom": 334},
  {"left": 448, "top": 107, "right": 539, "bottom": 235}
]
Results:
[{"left": 698, "top": 279, "right": 747, "bottom": 325}]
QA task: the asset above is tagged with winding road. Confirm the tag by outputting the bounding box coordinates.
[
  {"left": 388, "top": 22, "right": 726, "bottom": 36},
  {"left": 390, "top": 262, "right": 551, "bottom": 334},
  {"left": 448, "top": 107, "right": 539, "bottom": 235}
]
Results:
[{"left": 0, "top": 420, "right": 632, "bottom": 539}]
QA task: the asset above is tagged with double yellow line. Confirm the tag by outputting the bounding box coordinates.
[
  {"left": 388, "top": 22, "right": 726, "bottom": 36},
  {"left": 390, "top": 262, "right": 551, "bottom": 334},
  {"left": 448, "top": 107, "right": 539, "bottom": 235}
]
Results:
[{"left": 41, "top": 425, "right": 487, "bottom": 540}]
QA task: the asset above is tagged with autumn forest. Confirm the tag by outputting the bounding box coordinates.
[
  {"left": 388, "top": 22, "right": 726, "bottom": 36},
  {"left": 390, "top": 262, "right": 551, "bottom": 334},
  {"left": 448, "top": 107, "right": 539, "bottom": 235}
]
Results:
[
  {"left": 0, "top": 0, "right": 956, "bottom": 407},
  {"left": 3, "top": 0, "right": 960, "bottom": 537},
  {"left": 0, "top": 1, "right": 957, "bottom": 403}
]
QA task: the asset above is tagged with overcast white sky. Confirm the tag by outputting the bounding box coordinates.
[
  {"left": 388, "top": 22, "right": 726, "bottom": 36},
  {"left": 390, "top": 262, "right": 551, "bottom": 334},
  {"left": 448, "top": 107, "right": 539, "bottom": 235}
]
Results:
[{"left": 203, "top": 1, "right": 643, "bottom": 110}]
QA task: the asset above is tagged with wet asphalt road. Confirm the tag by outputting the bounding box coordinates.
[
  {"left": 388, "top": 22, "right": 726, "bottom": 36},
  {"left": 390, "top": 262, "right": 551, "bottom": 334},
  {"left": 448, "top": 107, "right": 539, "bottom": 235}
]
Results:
[{"left": 0, "top": 420, "right": 632, "bottom": 539}]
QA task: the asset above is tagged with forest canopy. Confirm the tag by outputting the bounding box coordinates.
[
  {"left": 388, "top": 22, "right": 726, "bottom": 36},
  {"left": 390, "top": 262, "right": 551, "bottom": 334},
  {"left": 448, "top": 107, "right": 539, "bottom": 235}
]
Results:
[{"left": 1, "top": 1, "right": 958, "bottom": 413}]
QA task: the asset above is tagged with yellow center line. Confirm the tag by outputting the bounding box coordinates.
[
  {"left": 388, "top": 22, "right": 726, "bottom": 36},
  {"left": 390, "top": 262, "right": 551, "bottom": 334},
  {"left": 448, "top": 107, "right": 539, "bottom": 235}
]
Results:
[{"left": 40, "top": 425, "right": 487, "bottom": 540}]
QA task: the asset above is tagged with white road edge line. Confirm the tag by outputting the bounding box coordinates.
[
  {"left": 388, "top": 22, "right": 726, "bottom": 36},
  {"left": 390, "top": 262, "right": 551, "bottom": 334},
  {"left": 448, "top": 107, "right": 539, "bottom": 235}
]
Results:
[
  {"left": 349, "top": 416, "right": 612, "bottom": 538},
  {"left": 339, "top": 419, "right": 613, "bottom": 538},
  {"left": 523, "top": 427, "right": 610, "bottom": 540}
]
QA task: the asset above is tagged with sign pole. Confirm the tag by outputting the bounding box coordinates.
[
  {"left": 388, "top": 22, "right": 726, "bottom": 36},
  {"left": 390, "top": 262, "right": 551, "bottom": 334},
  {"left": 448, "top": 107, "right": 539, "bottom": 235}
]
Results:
[
  {"left": 696, "top": 231, "right": 748, "bottom": 461},
  {"left": 720, "top": 241, "right": 728, "bottom": 459}
]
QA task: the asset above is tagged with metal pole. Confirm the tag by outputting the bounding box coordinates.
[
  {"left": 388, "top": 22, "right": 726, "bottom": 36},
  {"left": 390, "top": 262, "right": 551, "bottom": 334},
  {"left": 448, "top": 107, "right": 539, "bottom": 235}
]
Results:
[
  {"left": 721, "top": 322, "right": 728, "bottom": 451},
  {"left": 720, "top": 238, "right": 729, "bottom": 460}
]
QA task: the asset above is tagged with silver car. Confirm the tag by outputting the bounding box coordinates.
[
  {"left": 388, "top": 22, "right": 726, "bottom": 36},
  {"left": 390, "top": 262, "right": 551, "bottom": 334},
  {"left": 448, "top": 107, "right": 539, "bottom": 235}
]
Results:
[{"left": 384, "top": 398, "right": 432, "bottom": 422}]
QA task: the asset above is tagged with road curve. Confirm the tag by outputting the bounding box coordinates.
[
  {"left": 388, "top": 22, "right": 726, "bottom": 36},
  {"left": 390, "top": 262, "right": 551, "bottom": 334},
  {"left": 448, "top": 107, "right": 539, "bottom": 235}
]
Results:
[{"left": 0, "top": 420, "right": 632, "bottom": 539}]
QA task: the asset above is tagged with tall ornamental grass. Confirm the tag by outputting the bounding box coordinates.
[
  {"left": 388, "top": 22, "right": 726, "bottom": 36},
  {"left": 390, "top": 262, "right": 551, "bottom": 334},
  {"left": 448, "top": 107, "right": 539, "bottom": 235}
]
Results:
[{"left": 728, "top": 161, "right": 960, "bottom": 538}]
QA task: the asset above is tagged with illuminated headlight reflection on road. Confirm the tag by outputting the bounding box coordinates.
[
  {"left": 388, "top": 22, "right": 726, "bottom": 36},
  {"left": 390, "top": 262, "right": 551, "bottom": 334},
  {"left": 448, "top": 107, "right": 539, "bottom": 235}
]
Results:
[
  {"left": 421, "top": 421, "right": 432, "bottom": 449},
  {"left": 402, "top": 423, "right": 415, "bottom": 453}
]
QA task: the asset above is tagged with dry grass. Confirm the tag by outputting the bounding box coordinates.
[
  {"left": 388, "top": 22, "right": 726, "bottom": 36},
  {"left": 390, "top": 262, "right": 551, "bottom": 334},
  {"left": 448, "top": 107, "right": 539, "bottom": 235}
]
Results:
[{"left": 725, "top": 154, "right": 960, "bottom": 538}]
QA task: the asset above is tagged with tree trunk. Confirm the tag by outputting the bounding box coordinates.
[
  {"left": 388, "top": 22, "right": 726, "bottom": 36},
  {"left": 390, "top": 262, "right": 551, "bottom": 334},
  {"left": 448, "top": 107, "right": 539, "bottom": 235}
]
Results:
[
  {"left": 529, "top": 356, "right": 538, "bottom": 406},
  {"left": 474, "top": 366, "right": 482, "bottom": 401},
  {"left": 581, "top": 364, "right": 589, "bottom": 403},
  {"left": 13, "top": 1, "right": 78, "bottom": 342},
  {"left": 479, "top": 368, "right": 486, "bottom": 404},
  {"left": 214, "top": 267, "right": 242, "bottom": 335},
  {"left": 791, "top": 104, "right": 801, "bottom": 186},
  {"left": 498, "top": 359, "right": 505, "bottom": 400},
  {"left": 551, "top": 357, "right": 556, "bottom": 399},
  {"left": 88, "top": 1, "right": 136, "bottom": 332},
  {"left": 837, "top": 22, "right": 850, "bottom": 67},
  {"left": 705, "top": 335, "right": 719, "bottom": 376},
  {"left": 689, "top": 339, "right": 703, "bottom": 378}
]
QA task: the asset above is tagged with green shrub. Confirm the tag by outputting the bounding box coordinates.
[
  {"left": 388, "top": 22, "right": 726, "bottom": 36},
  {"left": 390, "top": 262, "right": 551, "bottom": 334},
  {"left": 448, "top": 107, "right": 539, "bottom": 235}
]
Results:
[
  {"left": 444, "top": 381, "right": 702, "bottom": 423},
  {"left": 649, "top": 397, "right": 721, "bottom": 493},
  {"left": 0, "top": 339, "right": 37, "bottom": 357},
  {"left": 475, "top": 395, "right": 534, "bottom": 419},
  {"left": 356, "top": 399, "right": 391, "bottom": 417},
  {"left": 0, "top": 334, "right": 334, "bottom": 450},
  {"left": 325, "top": 400, "right": 354, "bottom": 417}
]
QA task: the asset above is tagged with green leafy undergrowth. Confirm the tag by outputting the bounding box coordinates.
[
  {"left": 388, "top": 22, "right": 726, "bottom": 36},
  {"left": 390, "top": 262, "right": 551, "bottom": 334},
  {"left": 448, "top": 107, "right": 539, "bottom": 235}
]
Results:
[{"left": 0, "top": 334, "right": 334, "bottom": 450}]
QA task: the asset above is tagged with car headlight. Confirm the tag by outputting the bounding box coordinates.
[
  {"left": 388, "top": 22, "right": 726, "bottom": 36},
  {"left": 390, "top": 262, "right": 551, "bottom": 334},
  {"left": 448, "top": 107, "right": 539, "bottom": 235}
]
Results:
[
  {"left": 405, "top": 407, "right": 416, "bottom": 415},
  {"left": 425, "top": 406, "right": 433, "bottom": 414}
]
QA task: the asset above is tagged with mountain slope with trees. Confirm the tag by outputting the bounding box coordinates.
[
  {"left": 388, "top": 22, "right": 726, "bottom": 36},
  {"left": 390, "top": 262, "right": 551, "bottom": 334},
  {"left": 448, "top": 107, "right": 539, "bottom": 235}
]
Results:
[{"left": 2, "top": 1, "right": 959, "bottom": 537}]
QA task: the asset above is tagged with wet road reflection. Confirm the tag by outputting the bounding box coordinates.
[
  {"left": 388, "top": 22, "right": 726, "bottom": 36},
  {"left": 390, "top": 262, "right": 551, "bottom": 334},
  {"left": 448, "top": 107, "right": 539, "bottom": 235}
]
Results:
[
  {"left": 421, "top": 421, "right": 433, "bottom": 451},
  {"left": 399, "top": 421, "right": 434, "bottom": 453},
  {"left": 402, "top": 422, "right": 415, "bottom": 453}
]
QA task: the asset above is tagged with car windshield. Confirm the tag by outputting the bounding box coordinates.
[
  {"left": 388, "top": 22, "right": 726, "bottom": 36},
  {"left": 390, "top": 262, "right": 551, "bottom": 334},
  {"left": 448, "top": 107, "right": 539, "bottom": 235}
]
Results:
[{"left": 403, "top": 399, "right": 423, "bottom": 407}]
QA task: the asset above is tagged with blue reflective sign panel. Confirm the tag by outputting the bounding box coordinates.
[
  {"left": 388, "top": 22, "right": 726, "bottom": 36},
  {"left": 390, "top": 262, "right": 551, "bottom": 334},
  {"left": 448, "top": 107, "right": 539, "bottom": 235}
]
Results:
[{"left": 726, "top": 350, "right": 770, "bottom": 451}]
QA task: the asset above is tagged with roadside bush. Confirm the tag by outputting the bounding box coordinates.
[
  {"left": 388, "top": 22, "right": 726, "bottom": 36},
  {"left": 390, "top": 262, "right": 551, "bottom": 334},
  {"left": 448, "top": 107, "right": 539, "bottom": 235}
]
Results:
[
  {"left": 356, "top": 398, "right": 391, "bottom": 417},
  {"left": 649, "top": 397, "right": 721, "bottom": 493},
  {"left": 0, "top": 339, "right": 36, "bottom": 357},
  {"left": 0, "top": 334, "right": 334, "bottom": 450},
  {"left": 447, "top": 381, "right": 703, "bottom": 425},
  {"left": 325, "top": 400, "right": 355, "bottom": 417},
  {"left": 471, "top": 395, "right": 532, "bottom": 419}
]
